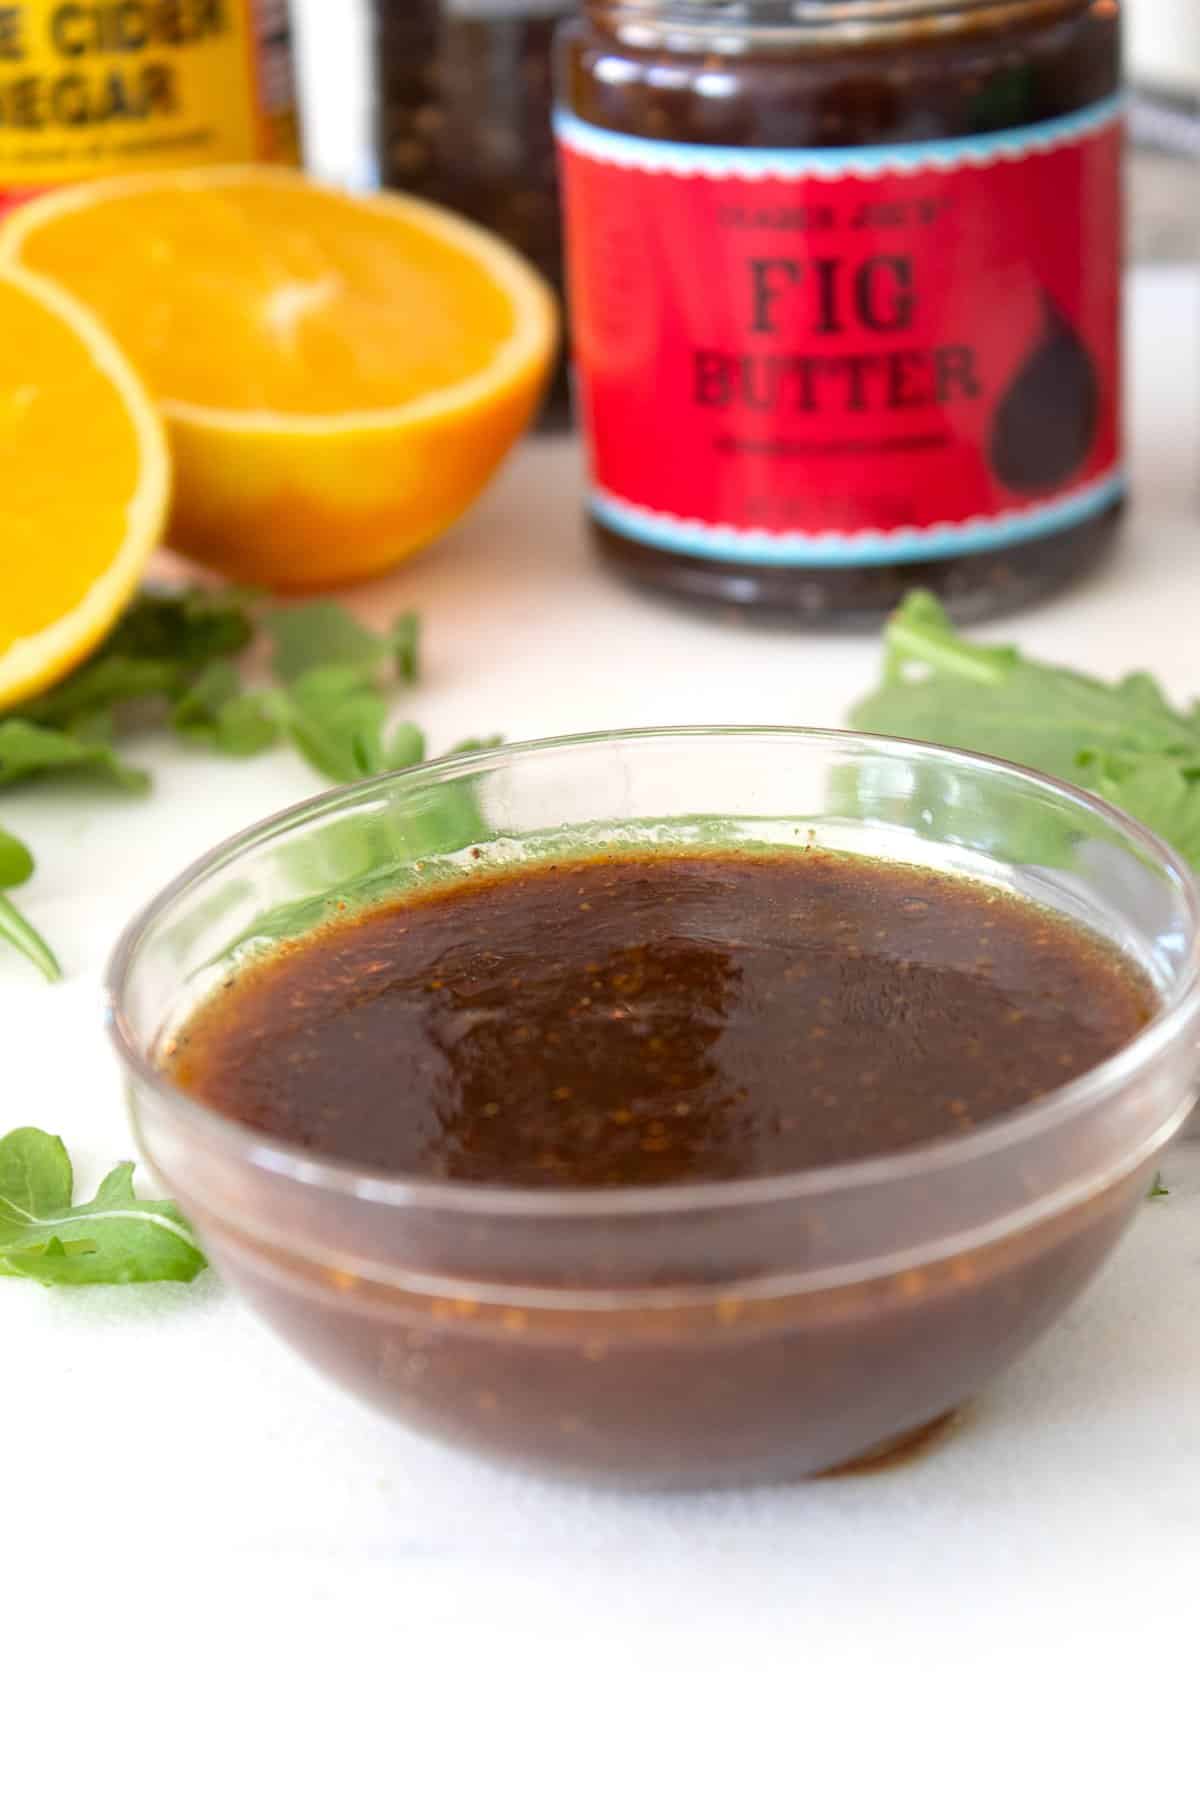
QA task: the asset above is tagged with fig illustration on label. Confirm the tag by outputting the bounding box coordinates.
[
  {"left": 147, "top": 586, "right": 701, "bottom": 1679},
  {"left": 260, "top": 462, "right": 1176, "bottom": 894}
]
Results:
[{"left": 989, "top": 294, "right": 1100, "bottom": 495}]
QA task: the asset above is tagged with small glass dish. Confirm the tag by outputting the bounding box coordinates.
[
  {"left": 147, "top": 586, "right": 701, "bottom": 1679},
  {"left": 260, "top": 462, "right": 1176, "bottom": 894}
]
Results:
[{"left": 107, "top": 728, "right": 1200, "bottom": 1488}]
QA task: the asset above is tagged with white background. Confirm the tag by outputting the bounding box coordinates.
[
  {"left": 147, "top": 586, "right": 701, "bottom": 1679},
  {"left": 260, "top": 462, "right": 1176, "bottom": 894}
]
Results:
[
  {"left": 1128, "top": 0, "right": 1200, "bottom": 93},
  {"left": 3, "top": 6, "right": 1200, "bottom": 1795}
]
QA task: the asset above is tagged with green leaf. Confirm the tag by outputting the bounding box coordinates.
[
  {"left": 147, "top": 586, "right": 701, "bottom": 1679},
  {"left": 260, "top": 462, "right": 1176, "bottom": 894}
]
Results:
[
  {"left": 1078, "top": 752, "right": 1200, "bottom": 867},
  {"left": 268, "top": 604, "right": 382, "bottom": 684},
  {"left": 0, "top": 893, "right": 61, "bottom": 982},
  {"left": 0, "top": 834, "right": 61, "bottom": 980},
  {"left": 210, "top": 694, "right": 282, "bottom": 757},
  {"left": 0, "top": 718, "right": 149, "bottom": 791},
  {"left": 879, "top": 590, "right": 1018, "bottom": 688},
  {"left": 0, "top": 1131, "right": 205, "bottom": 1286},
  {"left": 0, "top": 1128, "right": 72, "bottom": 1216},
  {"left": 18, "top": 655, "right": 184, "bottom": 729},
  {"left": 0, "top": 587, "right": 434, "bottom": 982},
  {"left": 172, "top": 663, "right": 280, "bottom": 757},
  {"left": 3, "top": 592, "right": 421, "bottom": 796},
  {"left": 68, "top": 707, "right": 119, "bottom": 744},
  {"left": 390, "top": 613, "right": 421, "bottom": 685},
  {"left": 15, "top": 588, "right": 257, "bottom": 734},
  {"left": 1149, "top": 1172, "right": 1169, "bottom": 1200},
  {"left": 211, "top": 746, "right": 498, "bottom": 962},
  {"left": 447, "top": 734, "right": 505, "bottom": 757},
  {"left": 96, "top": 587, "right": 256, "bottom": 669},
  {"left": 853, "top": 594, "right": 1200, "bottom": 786},
  {"left": 268, "top": 603, "right": 421, "bottom": 688},
  {"left": 849, "top": 595, "right": 1200, "bottom": 867},
  {"left": 0, "top": 826, "right": 34, "bottom": 889},
  {"left": 0, "top": 588, "right": 273, "bottom": 788},
  {"left": 278, "top": 666, "right": 390, "bottom": 784},
  {"left": 277, "top": 672, "right": 434, "bottom": 787},
  {"left": 172, "top": 658, "right": 240, "bottom": 723},
  {"left": 386, "top": 721, "right": 426, "bottom": 769}
]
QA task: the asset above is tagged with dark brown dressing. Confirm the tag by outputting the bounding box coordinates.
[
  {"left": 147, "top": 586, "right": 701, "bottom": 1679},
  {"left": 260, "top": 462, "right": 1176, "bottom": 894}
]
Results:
[
  {"left": 173, "top": 849, "right": 1161, "bottom": 1484},
  {"left": 169, "top": 849, "right": 1152, "bottom": 1186}
]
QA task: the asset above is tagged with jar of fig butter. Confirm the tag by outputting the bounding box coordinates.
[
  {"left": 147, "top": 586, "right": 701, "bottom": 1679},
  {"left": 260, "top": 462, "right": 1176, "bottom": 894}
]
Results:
[{"left": 556, "top": 1, "right": 1124, "bottom": 624}]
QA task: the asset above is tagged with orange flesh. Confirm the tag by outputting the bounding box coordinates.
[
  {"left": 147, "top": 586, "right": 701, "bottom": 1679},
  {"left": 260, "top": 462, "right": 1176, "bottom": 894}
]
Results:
[
  {"left": 0, "top": 278, "right": 147, "bottom": 649},
  {"left": 18, "top": 183, "right": 520, "bottom": 415}
]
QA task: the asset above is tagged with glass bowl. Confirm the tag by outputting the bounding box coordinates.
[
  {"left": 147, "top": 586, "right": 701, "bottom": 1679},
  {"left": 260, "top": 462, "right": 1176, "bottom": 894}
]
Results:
[{"left": 107, "top": 728, "right": 1200, "bottom": 1488}]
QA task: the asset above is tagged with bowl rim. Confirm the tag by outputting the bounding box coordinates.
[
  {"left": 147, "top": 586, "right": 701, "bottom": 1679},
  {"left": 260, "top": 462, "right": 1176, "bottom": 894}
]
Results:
[{"left": 105, "top": 723, "right": 1200, "bottom": 1222}]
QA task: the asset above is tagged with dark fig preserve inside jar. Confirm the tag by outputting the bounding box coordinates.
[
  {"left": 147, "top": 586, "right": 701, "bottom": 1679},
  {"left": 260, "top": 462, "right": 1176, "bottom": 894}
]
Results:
[{"left": 556, "top": 0, "right": 1124, "bottom": 624}]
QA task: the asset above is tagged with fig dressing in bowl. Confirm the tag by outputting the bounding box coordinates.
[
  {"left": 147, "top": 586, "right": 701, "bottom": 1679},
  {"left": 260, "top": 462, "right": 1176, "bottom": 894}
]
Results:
[{"left": 108, "top": 729, "right": 1200, "bottom": 1486}]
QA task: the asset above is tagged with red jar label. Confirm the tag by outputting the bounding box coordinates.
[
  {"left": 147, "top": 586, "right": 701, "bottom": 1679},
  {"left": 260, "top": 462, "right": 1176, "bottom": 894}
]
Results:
[{"left": 557, "top": 100, "right": 1123, "bottom": 566}]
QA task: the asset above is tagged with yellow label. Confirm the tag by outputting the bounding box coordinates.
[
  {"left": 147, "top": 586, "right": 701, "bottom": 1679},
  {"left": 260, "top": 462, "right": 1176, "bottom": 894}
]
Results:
[{"left": 0, "top": 0, "right": 297, "bottom": 199}]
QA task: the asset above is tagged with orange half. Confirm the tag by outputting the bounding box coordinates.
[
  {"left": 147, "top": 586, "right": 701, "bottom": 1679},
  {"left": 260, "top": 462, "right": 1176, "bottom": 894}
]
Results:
[
  {"left": 0, "top": 266, "right": 168, "bottom": 708},
  {"left": 3, "top": 167, "right": 557, "bottom": 591}
]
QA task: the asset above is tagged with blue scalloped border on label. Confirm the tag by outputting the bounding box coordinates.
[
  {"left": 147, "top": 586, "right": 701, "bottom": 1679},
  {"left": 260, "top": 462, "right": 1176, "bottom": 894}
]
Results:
[
  {"left": 555, "top": 94, "right": 1124, "bottom": 179},
  {"left": 590, "top": 472, "right": 1127, "bottom": 568}
]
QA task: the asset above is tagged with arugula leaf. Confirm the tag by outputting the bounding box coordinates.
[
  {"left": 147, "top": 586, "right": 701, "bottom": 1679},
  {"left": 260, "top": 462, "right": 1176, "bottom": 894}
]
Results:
[
  {"left": 171, "top": 659, "right": 236, "bottom": 734},
  {"left": 98, "top": 587, "right": 256, "bottom": 666},
  {"left": 854, "top": 593, "right": 1200, "bottom": 784},
  {"left": 277, "top": 666, "right": 431, "bottom": 786},
  {"left": 0, "top": 826, "right": 33, "bottom": 888},
  {"left": 207, "top": 694, "right": 281, "bottom": 758},
  {"left": 0, "top": 1127, "right": 72, "bottom": 1213},
  {"left": 1077, "top": 751, "right": 1200, "bottom": 867},
  {"left": 172, "top": 662, "right": 280, "bottom": 756},
  {"left": 390, "top": 613, "right": 421, "bottom": 686},
  {"left": 0, "top": 590, "right": 444, "bottom": 980},
  {"left": 0, "top": 897, "right": 59, "bottom": 982},
  {"left": 0, "top": 718, "right": 149, "bottom": 791},
  {"left": 386, "top": 721, "right": 427, "bottom": 768},
  {"left": 878, "top": 591, "right": 1019, "bottom": 689},
  {"left": 0, "top": 828, "right": 60, "bottom": 981},
  {"left": 0, "top": 1129, "right": 205, "bottom": 1286},
  {"left": 67, "top": 707, "right": 120, "bottom": 745},
  {"left": 0, "top": 588, "right": 263, "bottom": 805},
  {"left": 850, "top": 594, "right": 1200, "bottom": 864},
  {"left": 212, "top": 739, "right": 499, "bottom": 961},
  {"left": 4, "top": 593, "right": 428, "bottom": 795},
  {"left": 268, "top": 605, "right": 384, "bottom": 682},
  {"left": 277, "top": 666, "right": 389, "bottom": 783},
  {"left": 448, "top": 734, "right": 505, "bottom": 756},
  {"left": 19, "top": 656, "right": 183, "bottom": 729},
  {"left": 268, "top": 604, "right": 421, "bottom": 686},
  {"left": 17, "top": 588, "right": 258, "bottom": 734}
]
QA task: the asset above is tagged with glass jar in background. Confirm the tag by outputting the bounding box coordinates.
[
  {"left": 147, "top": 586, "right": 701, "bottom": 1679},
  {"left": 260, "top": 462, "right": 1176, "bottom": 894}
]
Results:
[
  {"left": 373, "top": 0, "right": 573, "bottom": 425},
  {"left": 0, "top": 0, "right": 299, "bottom": 213},
  {"left": 557, "top": 0, "right": 1125, "bottom": 626}
]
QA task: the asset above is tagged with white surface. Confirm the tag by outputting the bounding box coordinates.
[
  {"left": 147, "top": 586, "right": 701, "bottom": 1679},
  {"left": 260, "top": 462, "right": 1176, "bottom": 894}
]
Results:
[
  {"left": 1129, "top": 0, "right": 1200, "bottom": 94},
  {"left": 4, "top": 269, "right": 1200, "bottom": 1793}
]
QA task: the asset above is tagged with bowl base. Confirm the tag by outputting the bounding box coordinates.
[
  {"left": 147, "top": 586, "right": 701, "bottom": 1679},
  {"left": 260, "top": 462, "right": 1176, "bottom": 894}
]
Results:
[{"left": 818, "top": 1408, "right": 964, "bottom": 1479}]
